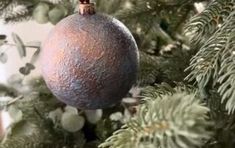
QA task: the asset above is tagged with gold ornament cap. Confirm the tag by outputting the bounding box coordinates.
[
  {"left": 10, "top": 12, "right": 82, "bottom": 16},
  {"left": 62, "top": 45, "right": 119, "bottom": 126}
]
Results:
[{"left": 79, "top": 0, "right": 95, "bottom": 15}]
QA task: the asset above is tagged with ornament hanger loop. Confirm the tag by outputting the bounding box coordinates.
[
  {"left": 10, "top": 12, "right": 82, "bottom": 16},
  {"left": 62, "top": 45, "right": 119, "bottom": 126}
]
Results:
[{"left": 80, "top": 0, "right": 90, "bottom": 4}]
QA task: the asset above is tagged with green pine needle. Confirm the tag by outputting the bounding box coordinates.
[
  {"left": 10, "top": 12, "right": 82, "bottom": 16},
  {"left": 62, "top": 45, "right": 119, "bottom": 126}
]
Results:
[
  {"left": 184, "top": 0, "right": 234, "bottom": 47},
  {"left": 185, "top": 9, "right": 235, "bottom": 113},
  {"left": 99, "top": 92, "right": 212, "bottom": 148}
]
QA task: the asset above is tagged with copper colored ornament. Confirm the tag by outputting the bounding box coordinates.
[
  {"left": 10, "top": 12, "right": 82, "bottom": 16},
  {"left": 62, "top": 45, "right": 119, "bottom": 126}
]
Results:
[{"left": 40, "top": 1, "right": 139, "bottom": 109}]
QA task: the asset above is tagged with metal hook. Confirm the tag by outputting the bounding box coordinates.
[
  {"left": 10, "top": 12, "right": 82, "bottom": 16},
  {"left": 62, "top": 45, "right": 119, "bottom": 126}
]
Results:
[{"left": 80, "top": 0, "right": 90, "bottom": 4}]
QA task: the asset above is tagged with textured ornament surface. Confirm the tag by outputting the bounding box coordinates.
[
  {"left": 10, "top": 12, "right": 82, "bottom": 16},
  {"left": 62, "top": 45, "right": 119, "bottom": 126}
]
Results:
[{"left": 40, "top": 13, "right": 139, "bottom": 109}]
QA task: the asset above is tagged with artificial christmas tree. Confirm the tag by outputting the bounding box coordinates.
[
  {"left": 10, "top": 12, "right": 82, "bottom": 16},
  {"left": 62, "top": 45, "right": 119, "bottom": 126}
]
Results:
[{"left": 0, "top": 0, "right": 234, "bottom": 148}]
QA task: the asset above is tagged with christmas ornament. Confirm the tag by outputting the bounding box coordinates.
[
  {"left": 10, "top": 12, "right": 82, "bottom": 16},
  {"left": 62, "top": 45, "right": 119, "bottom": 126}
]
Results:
[
  {"left": 61, "top": 112, "right": 85, "bottom": 132},
  {"left": 33, "top": 3, "right": 50, "bottom": 24},
  {"left": 48, "top": 5, "right": 68, "bottom": 25},
  {"left": 85, "top": 109, "right": 103, "bottom": 124},
  {"left": 40, "top": 0, "right": 139, "bottom": 109}
]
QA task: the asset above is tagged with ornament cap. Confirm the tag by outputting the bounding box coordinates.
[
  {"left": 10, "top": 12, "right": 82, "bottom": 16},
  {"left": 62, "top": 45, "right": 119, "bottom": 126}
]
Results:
[{"left": 79, "top": 3, "right": 95, "bottom": 15}]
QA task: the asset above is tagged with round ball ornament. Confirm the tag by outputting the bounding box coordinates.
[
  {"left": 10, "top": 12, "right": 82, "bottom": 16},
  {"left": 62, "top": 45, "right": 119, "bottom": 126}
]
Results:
[{"left": 40, "top": 0, "right": 139, "bottom": 109}]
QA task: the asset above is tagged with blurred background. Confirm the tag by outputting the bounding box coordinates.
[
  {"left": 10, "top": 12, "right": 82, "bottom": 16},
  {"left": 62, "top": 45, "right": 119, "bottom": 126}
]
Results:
[
  {"left": 0, "top": 20, "right": 53, "bottom": 83},
  {"left": 0, "top": 0, "right": 234, "bottom": 148}
]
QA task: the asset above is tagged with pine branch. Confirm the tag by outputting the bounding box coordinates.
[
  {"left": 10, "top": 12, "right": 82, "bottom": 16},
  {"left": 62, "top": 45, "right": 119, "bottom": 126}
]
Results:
[
  {"left": 0, "top": 121, "right": 59, "bottom": 148},
  {"left": 96, "top": 0, "right": 124, "bottom": 15},
  {"left": 99, "top": 91, "right": 212, "bottom": 148},
  {"left": 0, "top": 0, "right": 12, "bottom": 11},
  {"left": 142, "top": 82, "right": 195, "bottom": 100},
  {"left": 0, "top": 1, "right": 17, "bottom": 18},
  {"left": 0, "top": 1, "right": 32, "bottom": 23},
  {"left": 41, "top": 0, "right": 64, "bottom": 4},
  {"left": 184, "top": 0, "right": 234, "bottom": 47},
  {"left": 137, "top": 52, "right": 163, "bottom": 86},
  {"left": 142, "top": 83, "right": 176, "bottom": 99},
  {"left": 152, "top": 0, "right": 206, "bottom": 5},
  {"left": 186, "top": 10, "right": 235, "bottom": 113},
  {"left": 217, "top": 12, "right": 235, "bottom": 114},
  {"left": 4, "top": 14, "right": 31, "bottom": 24},
  {"left": 159, "top": 43, "right": 192, "bottom": 82},
  {"left": 0, "top": 76, "right": 88, "bottom": 148}
]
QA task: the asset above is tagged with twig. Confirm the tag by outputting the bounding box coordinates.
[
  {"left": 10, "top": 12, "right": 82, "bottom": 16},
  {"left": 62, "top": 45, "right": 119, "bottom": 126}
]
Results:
[
  {"left": 5, "top": 43, "right": 40, "bottom": 49},
  {"left": 6, "top": 96, "right": 23, "bottom": 106},
  {"left": 154, "top": 23, "right": 175, "bottom": 44}
]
